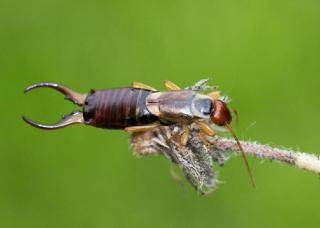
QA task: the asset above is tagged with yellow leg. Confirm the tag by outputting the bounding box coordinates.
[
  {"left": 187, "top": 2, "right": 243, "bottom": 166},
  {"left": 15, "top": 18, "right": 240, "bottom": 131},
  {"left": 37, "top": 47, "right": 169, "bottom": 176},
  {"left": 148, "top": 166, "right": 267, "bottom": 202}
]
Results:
[
  {"left": 207, "top": 91, "right": 221, "bottom": 100},
  {"left": 194, "top": 119, "right": 216, "bottom": 137},
  {"left": 199, "top": 131, "right": 210, "bottom": 145},
  {"left": 180, "top": 124, "right": 190, "bottom": 146},
  {"left": 124, "top": 122, "right": 160, "bottom": 133},
  {"left": 164, "top": 80, "right": 181, "bottom": 91},
  {"left": 132, "top": 82, "right": 157, "bottom": 91}
]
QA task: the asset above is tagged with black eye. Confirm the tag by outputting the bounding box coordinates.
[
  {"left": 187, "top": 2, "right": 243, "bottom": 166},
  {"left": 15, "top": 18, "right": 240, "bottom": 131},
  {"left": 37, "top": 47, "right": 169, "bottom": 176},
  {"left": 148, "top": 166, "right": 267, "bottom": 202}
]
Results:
[{"left": 194, "top": 98, "right": 212, "bottom": 115}]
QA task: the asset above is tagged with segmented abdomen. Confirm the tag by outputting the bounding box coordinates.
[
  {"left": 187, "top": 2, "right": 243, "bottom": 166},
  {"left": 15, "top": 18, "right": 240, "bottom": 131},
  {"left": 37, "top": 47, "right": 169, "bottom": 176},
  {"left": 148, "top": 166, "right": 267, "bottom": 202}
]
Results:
[{"left": 83, "top": 88, "right": 158, "bottom": 129}]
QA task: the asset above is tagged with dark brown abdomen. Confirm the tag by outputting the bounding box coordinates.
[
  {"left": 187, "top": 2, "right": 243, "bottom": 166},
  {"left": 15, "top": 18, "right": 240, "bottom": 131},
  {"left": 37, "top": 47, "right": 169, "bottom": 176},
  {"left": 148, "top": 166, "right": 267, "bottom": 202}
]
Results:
[{"left": 83, "top": 88, "right": 158, "bottom": 129}]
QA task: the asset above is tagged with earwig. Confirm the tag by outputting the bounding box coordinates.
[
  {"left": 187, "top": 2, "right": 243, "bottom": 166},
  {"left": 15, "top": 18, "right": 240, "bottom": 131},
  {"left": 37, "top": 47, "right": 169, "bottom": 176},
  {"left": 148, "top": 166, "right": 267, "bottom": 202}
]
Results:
[{"left": 23, "top": 80, "right": 255, "bottom": 187}]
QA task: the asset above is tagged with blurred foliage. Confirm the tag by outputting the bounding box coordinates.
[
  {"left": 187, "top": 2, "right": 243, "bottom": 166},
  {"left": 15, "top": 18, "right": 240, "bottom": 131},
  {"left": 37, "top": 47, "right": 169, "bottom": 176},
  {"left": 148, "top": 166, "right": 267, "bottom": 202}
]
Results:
[{"left": 1, "top": 0, "right": 320, "bottom": 227}]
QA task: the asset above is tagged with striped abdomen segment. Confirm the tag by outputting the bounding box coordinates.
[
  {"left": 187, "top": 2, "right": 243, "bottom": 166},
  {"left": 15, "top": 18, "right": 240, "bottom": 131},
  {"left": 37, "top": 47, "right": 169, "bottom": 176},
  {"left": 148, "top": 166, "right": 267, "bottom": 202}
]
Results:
[{"left": 83, "top": 88, "right": 158, "bottom": 129}]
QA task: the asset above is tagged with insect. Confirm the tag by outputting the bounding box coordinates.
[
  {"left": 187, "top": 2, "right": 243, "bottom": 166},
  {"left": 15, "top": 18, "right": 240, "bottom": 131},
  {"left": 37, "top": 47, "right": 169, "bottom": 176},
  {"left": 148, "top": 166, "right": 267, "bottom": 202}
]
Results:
[{"left": 23, "top": 80, "right": 255, "bottom": 187}]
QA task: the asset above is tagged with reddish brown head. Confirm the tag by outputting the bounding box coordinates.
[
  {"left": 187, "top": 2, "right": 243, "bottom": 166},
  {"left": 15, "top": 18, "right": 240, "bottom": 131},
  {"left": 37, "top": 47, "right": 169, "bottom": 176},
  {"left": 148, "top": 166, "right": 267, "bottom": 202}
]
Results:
[{"left": 210, "top": 99, "right": 232, "bottom": 126}]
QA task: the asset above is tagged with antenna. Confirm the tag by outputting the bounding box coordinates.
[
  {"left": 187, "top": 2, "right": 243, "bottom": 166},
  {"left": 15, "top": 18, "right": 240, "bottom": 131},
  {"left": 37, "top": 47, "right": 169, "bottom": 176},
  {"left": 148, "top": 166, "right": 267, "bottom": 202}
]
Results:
[
  {"left": 230, "top": 108, "right": 239, "bottom": 129},
  {"left": 225, "top": 123, "right": 256, "bottom": 188}
]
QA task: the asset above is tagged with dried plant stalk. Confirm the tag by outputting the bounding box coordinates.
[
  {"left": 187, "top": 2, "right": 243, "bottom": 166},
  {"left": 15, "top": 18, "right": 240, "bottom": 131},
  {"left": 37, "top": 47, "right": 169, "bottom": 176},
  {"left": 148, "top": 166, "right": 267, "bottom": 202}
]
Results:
[
  {"left": 207, "top": 136, "right": 320, "bottom": 174},
  {"left": 130, "top": 125, "right": 320, "bottom": 194}
]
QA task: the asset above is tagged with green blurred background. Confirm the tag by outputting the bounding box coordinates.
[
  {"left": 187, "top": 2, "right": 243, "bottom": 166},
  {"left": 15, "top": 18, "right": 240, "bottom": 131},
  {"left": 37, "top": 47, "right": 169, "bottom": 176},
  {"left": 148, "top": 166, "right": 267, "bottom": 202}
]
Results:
[{"left": 1, "top": 0, "right": 320, "bottom": 227}]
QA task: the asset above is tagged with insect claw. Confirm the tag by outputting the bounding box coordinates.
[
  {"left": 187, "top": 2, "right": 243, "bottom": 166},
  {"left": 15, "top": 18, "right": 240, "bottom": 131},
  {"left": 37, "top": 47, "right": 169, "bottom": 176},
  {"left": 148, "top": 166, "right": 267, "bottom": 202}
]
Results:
[
  {"left": 22, "top": 111, "right": 84, "bottom": 130},
  {"left": 23, "top": 82, "right": 88, "bottom": 130},
  {"left": 64, "top": 95, "right": 81, "bottom": 106},
  {"left": 24, "top": 82, "right": 87, "bottom": 106}
]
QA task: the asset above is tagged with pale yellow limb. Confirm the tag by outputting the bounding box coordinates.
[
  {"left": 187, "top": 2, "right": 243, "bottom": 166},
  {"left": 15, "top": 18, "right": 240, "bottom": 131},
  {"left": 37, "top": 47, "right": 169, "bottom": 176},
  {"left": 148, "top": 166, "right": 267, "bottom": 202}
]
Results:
[
  {"left": 164, "top": 80, "right": 181, "bottom": 91},
  {"left": 132, "top": 82, "right": 157, "bottom": 91},
  {"left": 207, "top": 91, "right": 221, "bottom": 101},
  {"left": 124, "top": 122, "right": 160, "bottom": 133},
  {"left": 180, "top": 124, "right": 190, "bottom": 146},
  {"left": 198, "top": 131, "right": 210, "bottom": 145},
  {"left": 194, "top": 119, "right": 216, "bottom": 137}
]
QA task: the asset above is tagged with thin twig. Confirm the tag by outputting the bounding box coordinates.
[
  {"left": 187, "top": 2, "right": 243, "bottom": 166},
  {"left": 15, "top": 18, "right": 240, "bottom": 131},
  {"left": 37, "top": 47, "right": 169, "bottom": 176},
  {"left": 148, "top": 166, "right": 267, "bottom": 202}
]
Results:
[
  {"left": 208, "top": 136, "right": 320, "bottom": 174},
  {"left": 130, "top": 126, "right": 320, "bottom": 194}
]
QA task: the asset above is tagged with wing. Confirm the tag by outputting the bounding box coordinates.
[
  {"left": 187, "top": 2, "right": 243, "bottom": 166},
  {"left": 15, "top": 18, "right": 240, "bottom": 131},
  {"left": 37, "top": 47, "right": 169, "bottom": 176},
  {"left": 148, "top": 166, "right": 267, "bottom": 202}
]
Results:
[{"left": 146, "top": 91, "right": 210, "bottom": 122}]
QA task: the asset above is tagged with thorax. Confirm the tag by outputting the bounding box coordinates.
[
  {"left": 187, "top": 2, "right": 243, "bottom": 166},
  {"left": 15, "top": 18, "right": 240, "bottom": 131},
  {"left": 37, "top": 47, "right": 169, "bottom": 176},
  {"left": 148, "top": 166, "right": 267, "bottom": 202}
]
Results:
[{"left": 146, "top": 90, "right": 212, "bottom": 123}]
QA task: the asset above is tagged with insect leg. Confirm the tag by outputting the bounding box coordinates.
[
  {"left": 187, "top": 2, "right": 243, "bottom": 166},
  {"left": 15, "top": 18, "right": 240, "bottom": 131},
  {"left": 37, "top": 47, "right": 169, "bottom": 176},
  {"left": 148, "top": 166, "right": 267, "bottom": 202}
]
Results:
[
  {"left": 132, "top": 82, "right": 158, "bottom": 91},
  {"left": 198, "top": 131, "right": 210, "bottom": 145},
  {"left": 194, "top": 119, "right": 216, "bottom": 137},
  {"left": 124, "top": 121, "right": 161, "bottom": 133},
  {"left": 164, "top": 80, "right": 181, "bottom": 91},
  {"left": 180, "top": 124, "right": 190, "bottom": 146},
  {"left": 207, "top": 91, "right": 221, "bottom": 101}
]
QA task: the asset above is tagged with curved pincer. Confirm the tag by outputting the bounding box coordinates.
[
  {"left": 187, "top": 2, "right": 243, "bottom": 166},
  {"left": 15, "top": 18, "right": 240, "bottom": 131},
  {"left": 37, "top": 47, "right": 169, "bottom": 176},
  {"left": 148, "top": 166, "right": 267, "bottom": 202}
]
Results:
[
  {"left": 24, "top": 82, "right": 87, "bottom": 106},
  {"left": 23, "top": 82, "right": 87, "bottom": 130},
  {"left": 22, "top": 111, "right": 84, "bottom": 130}
]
